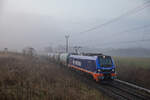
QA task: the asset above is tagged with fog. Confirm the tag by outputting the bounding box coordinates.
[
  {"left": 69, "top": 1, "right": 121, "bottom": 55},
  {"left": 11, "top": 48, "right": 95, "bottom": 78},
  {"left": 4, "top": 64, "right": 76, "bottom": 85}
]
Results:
[{"left": 0, "top": 0, "right": 150, "bottom": 52}]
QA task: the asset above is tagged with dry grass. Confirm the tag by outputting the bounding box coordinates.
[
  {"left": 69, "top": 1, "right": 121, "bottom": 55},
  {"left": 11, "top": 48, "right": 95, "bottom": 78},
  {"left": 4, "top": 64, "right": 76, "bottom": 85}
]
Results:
[
  {"left": 114, "top": 56, "right": 150, "bottom": 89},
  {"left": 0, "top": 52, "right": 112, "bottom": 100}
]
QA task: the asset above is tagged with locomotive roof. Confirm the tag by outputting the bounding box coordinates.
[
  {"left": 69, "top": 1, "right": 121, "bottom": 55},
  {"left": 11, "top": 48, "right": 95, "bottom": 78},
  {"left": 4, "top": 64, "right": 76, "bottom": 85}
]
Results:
[
  {"left": 70, "top": 55, "right": 97, "bottom": 60},
  {"left": 82, "top": 53, "right": 103, "bottom": 56},
  {"left": 81, "top": 53, "right": 110, "bottom": 57}
]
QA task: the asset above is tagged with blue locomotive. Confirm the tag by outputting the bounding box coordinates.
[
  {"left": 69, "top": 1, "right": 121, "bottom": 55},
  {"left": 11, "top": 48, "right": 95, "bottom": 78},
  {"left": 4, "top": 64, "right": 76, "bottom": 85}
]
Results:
[{"left": 49, "top": 53, "right": 117, "bottom": 82}]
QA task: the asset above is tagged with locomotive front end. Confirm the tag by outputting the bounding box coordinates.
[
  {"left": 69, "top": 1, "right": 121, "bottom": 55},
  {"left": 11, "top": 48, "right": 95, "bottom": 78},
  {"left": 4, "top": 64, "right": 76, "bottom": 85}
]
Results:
[{"left": 97, "top": 55, "right": 117, "bottom": 80}]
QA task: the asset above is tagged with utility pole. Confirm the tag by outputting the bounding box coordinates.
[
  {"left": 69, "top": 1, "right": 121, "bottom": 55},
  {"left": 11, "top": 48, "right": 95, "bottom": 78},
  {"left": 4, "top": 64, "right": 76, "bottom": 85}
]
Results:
[{"left": 65, "top": 35, "right": 70, "bottom": 53}]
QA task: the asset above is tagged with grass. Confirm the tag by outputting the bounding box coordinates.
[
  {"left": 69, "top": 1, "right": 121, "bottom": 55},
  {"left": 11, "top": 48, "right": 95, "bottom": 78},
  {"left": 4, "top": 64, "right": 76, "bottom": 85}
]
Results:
[
  {"left": 113, "top": 56, "right": 150, "bottom": 69},
  {"left": 0, "top": 52, "right": 112, "bottom": 100},
  {"left": 113, "top": 56, "right": 150, "bottom": 89}
]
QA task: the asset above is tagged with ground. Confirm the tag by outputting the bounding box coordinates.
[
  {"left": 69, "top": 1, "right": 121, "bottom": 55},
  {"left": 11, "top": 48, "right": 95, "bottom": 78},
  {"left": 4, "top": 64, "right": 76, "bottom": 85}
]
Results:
[{"left": 0, "top": 52, "right": 112, "bottom": 100}]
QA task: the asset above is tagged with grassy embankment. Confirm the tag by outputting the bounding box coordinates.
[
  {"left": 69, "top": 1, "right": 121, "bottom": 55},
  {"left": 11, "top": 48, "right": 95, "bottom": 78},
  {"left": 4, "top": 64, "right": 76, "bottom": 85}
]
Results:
[
  {"left": 114, "top": 56, "right": 150, "bottom": 89},
  {"left": 0, "top": 52, "right": 112, "bottom": 100}
]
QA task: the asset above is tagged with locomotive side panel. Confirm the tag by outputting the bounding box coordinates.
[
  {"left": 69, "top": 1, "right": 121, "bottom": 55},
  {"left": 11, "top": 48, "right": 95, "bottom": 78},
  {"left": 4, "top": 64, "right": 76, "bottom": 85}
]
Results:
[{"left": 69, "top": 55, "right": 97, "bottom": 72}]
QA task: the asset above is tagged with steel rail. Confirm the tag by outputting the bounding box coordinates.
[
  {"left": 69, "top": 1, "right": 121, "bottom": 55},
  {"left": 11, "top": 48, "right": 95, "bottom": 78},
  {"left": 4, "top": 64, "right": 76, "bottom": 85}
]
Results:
[
  {"left": 106, "top": 81, "right": 150, "bottom": 100},
  {"left": 51, "top": 61, "right": 150, "bottom": 100},
  {"left": 116, "top": 79, "right": 150, "bottom": 94},
  {"left": 66, "top": 67, "right": 150, "bottom": 100}
]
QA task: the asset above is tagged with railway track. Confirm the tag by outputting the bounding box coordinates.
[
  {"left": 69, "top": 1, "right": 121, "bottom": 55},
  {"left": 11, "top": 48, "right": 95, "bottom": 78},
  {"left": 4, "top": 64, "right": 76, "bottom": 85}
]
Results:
[
  {"left": 104, "top": 80, "right": 150, "bottom": 100},
  {"left": 60, "top": 65, "right": 150, "bottom": 100},
  {"left": 111, "top": 80, "right": 150, "bottom": 100}
]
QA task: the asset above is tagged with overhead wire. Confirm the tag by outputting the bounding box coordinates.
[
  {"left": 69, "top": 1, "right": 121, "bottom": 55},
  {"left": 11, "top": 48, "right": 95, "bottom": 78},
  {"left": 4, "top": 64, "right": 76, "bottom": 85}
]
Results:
[
  {"left": 74, "top": 23, "right": 150, "bottom": 47},
  {"left": 78, "top": 1, "right": 150, "bottom": 34},
  {"left": 71, "top": 1, "right": 150, "bottom": 50},
  {"left": 103, "top": 24, "right": 150, "bottom": 38},
  {"left": 98, "top": 38, "right": 150, "bottom": 47},
  {"left": 83, "top": 38, "right": 150, "bottom": 53}
]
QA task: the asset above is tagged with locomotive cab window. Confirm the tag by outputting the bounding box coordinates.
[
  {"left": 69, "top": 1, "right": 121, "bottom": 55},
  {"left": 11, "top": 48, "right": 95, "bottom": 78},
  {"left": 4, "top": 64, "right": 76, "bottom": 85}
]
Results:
[{"left": 98, "top": 56, "right": 113, "bottom": 67}]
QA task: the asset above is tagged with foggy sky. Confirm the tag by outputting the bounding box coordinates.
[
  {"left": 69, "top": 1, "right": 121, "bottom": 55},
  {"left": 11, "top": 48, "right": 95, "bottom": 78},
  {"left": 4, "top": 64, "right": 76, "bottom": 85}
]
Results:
[{"left": 0, "top": 0, "right": 150, "bottom": 51}]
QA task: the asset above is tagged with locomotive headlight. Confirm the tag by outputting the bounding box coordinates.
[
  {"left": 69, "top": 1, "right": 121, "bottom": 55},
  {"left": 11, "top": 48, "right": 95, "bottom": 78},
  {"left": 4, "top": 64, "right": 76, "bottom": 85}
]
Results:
[
  {"left": 98, "top": 69, "right": 101, "bottom": 72},
  {"left": 112, "top": 69, "right": 115, "bottom": 72}
]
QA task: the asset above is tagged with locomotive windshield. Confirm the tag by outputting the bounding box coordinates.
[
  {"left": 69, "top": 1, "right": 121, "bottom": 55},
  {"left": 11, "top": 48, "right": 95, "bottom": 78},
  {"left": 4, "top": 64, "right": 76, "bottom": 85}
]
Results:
[{"left": 98, "top": 56, "right": 113, "bottom": 67}]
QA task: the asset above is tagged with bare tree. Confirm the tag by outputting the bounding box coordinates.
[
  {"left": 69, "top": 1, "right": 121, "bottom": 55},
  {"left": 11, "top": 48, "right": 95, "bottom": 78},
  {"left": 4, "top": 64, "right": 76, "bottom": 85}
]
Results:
[{"left": 22, "top": 47, "right": 36, "bottom": 56}]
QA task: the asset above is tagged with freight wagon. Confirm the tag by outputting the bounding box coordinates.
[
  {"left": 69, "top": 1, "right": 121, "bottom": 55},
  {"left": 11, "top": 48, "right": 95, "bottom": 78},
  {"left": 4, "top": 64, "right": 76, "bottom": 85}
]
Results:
[{"left": 59, "top": 53, "right": 70, "bottom": 65}]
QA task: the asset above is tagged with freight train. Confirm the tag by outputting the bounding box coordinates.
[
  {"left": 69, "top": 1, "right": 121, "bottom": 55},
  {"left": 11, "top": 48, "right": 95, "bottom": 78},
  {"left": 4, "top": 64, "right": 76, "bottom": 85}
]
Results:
[{"left": 49, "top": 53, "right": 117, "bottom": 82}]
